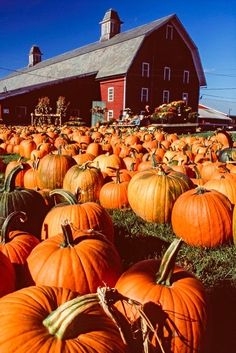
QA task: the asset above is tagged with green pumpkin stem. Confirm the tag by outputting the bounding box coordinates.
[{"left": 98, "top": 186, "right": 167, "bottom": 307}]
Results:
[
  {"left": 0, "top": 211, "right": 27, "bottom": 244},
  {"left": 0, "top": 164, "right": 24, "bottom": 193},
  {"left": 43, "top": 292, "right": 99, "bottom": 339},
  {"left": 156, "top": 238, "right": 182, "bottom": 286},
  {"left": 50, "top": 189, "right": 77, "bottom": 205}
]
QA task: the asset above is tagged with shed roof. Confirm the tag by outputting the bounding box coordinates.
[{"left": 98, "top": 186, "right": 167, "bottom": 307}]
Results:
[
  {"left": 0, "top": 13, "right": 206, "bottom": 94},
  {"left": 198, "top": 104, "right": 232, "bottom": 121}
]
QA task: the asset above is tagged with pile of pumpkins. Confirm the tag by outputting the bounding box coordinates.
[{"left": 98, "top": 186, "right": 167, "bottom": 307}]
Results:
[{"left": 0, "top": 123, "right": 234, "bottom": 352}]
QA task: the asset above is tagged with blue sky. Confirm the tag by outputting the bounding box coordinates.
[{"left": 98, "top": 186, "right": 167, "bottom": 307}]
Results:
[{"left": 0, "top": 0, "right": 236, "bottom": 114}]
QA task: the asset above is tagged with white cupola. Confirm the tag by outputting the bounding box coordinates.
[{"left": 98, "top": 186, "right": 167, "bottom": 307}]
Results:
[
  {"left": 100, "top": 9, "right": 123, "bottom": 41},
  {"left": 28, "top": 45, "right": 42, "bottom": 67}
]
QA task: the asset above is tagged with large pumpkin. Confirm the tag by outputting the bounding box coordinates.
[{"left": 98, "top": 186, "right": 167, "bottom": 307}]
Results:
[
  {"left": 0, "top": 165, "right": 47, "bottom": 238},
  {"left": 27, "top": 223, "right": 122, "bottom": 294},
  {"left": 41, "top": 189, "right": 114, "bottom": 241},
  {"left": 0, "top": 285, "right": 129, "bottom": 353},
  {"left": 128, "top": 166, "right": 194, "bottom": 223},
  {"left": 171, "top": 187, "right": 233, "bottom": 247},
  {"left": 115, "top": 239, "right": 207, "bottom": 353},
  {"left": 62, "top": 161, "right": 104, "bottom": 203},
  {"left": 36, "top": 150, "right": 76, "bottom": 190}
]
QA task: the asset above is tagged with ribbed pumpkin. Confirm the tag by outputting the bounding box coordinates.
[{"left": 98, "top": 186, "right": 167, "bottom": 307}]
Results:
[
  {"left": 0, "top": 211, "right": 40, "bottom": 289},
  {"left": 41, "top": 189, "right": 114, "bottom": 241},
  {"left": 92, "top": 153, "right": 125, "bottom": 174},
  {"left": 0, "top": 165, "right": 47, "bottom": 238},
  {"left": 36, "top": 149, "right": 76, "bottom": 190},
  {"left": 204, "top": 174, "right": 236, "bottom": 205},
  {"left": 128, "top": 166, "right": 194, "bottom": 223},
  {"left": 171, "top": 187, "right": 233, "bottom": 247},
  {"left": 115, "top": 239, "right": 207, "bottom": 353},
  {"left": 62, "top": 161, "right": 104, "bottom": 203},
  {"left": 27, "top": 223, "right": 122, "bottom": 294},
  {"left": 0, "top": 285, "right": 129, "bottom": 353},
  {"left": 99, "top": 168, "right": 130, "bottom": 209}
]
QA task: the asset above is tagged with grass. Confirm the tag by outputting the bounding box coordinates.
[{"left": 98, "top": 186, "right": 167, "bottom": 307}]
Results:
[{"left": 110, "top": 208, "right": 236, "bottom": 288}]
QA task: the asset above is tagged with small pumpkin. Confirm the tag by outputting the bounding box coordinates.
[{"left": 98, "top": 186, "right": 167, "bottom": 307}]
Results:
[
  {"left": 0, "top": 211, "right": 40, "bottom": 289},
  {"left": 99, "top": 168, "right": 130, "bottom": 209}
]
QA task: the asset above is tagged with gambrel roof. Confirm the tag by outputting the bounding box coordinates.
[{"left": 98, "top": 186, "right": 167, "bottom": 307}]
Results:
[{"left": 0, "top": 14, "right": 206, "bottom": 97}]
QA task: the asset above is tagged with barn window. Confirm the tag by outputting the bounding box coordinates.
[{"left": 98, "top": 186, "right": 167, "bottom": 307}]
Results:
[
  {"left": 183, "top": 70, "right": 190, "bottom": 84},
  {"left": 141, "top": 88, "right": 149, "bottom": 102},
  {"left": 164, "top": 67, "right": 171, "bottom": 81},
  {"left": 182, "top": 92, "right": 188, "bottom": 105},
  {"left": 142, "top": 62, "right": 150, "bottom": 77},
  {"left": 162, "top": 90, "right": 170, "bottom": 103},
  {"left": 166, "top": 24, "right": 173, "bottom": 40},
  {"left": 108, "top": 87, "right": 114, "bottom": 101},
  {"left": 107, "top": 110, "right": 114, "bottom": 120}
]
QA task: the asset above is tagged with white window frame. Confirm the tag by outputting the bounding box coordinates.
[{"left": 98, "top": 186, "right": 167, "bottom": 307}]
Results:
[
  {"left": 163, "top": 90, "right": 170, "bottom": 104},
  {"left": 141, "top": 87, "right": 149, "bottom": 102},
  {"left": 164, "top": 66, "right": 171, "bottom": 81},
  {"left": 166, "top": 24, "right": 173, "bottom": 40},
  {"left": 142, "top": 62, "right": 150, "bottom": 77},
  {"left": 183, "top": 70, "right": 190, "bottom": 84},
  {"left": 182, "top": 92, "right": 188, "bottom": 105},
  {"left": 107, "top": 110, "right": 113, "bottom": 121},
  {"left": 108, "top": 87, "right": 114, "bottom": 102}
]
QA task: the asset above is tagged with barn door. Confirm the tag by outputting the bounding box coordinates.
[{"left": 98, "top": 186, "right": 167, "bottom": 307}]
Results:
[{"left": 91, "top": 101, "right": 106, "bottom": 126}]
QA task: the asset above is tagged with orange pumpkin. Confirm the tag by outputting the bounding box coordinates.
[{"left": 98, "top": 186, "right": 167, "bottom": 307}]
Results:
[
  {"left": 26, "top": 223, "right": 122, "bottom": 294},
  {"left": 115, "top": 239, "right": 207, "bottom": 353},
  {"left": 171, "top": 187, "right": 233, "bottom": 247},
  {"left": 0, "top": 285, "right": 129, "bottom": 353}
]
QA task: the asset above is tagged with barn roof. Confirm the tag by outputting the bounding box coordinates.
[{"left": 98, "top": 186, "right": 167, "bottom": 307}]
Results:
[{"left": 0, "top": 13, "right": 206, "bottom": 95}]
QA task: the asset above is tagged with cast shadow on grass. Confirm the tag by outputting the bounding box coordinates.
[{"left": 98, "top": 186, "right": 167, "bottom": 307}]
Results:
[{"left": 205, "top": 280, "right": 236, "bottom": 353}]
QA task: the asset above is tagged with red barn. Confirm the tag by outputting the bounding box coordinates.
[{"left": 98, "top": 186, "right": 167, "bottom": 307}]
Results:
[{"left": 0, "top": 9, "right": 206, "bottom": 126}]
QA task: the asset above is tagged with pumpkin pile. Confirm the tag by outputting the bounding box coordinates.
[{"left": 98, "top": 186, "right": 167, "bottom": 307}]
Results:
[{"left": 0, "top": 123, "right": 235, "bottom": 352}]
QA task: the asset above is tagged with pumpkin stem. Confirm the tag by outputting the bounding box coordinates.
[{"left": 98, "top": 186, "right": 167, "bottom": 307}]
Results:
[
  {"left": 0, "top": 164, "right": 24, "bottom": 193},
  {"left": 43, "top": 292, "right": 99, "bottom": 339},
  {"left": 108, "top": 167, "right": 121, "bottom": 183},
  {"left": 156, "top": 238, "right": 182, "bottom": 286},
  {"left": 0, "top": 211, "right": 27, "bottom": 244},
  {"left": 49, "top": 189, "right": 77, "bottom": 206},
  {"left": 195, "top": 186, "right": 208, "bottom": 195},
  {"left": 60, "top": 222, "right": 74, "bottom": 247}
]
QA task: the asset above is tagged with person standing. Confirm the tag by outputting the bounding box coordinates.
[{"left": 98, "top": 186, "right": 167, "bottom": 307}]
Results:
[{"left": 141, "top": 105, "right": 152, "bottom": 126}]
